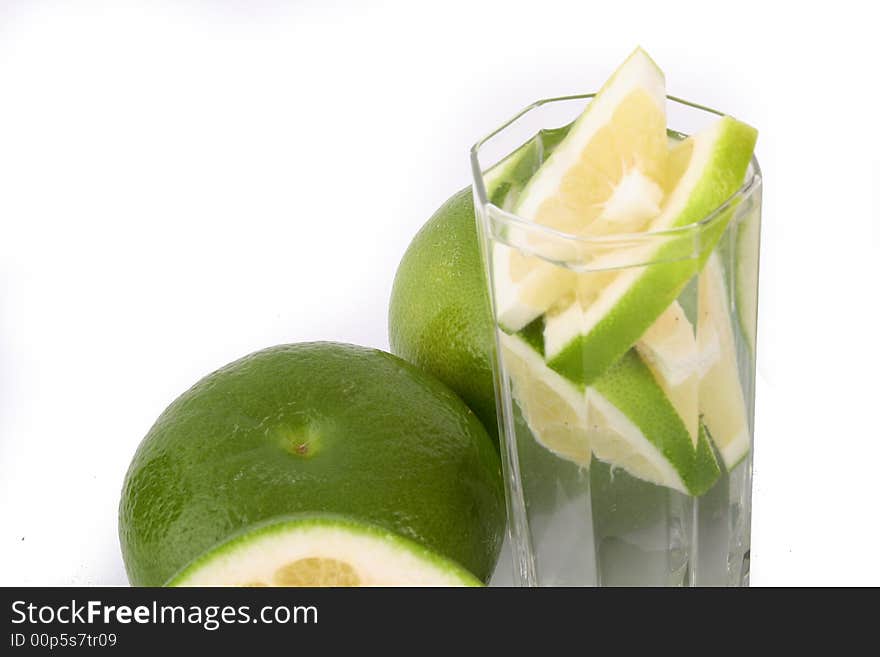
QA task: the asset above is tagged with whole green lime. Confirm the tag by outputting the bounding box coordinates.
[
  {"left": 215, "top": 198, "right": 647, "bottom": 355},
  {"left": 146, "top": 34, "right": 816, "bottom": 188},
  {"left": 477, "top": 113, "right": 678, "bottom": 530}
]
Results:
[
  {"left": 119, "top": 342, "right": 504, "bottom": 586},
  {"left": 388, "top": 189, "right": 497, "bottom": 440}
]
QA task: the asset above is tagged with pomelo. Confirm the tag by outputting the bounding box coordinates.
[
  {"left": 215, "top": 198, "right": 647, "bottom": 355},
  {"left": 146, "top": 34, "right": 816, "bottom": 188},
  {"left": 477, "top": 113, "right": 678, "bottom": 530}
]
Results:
[
  {"left": 388, "top": 190, "right": 498, "bottom": 440},
  {"left": 119, "top": 342, "right": 505, "bottom": 586}
]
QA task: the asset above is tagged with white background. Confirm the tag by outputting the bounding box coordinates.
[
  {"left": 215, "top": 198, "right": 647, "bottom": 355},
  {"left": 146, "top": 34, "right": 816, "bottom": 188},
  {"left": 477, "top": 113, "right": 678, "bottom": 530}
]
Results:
[{"left": 1, "top": 0, "right": 878, "bottom": 586}]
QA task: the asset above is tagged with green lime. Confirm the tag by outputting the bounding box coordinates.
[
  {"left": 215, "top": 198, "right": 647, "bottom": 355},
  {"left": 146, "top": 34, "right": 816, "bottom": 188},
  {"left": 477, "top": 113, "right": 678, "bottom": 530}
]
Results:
[
  {"left": 494, "top": 47, "right": 668, "bottom": 331},
  {"left": 119, "top": 342, "right": 504, "bottom": 586},
  {"left": 388, "top": 189, "right": 499, "bottom": 438}
]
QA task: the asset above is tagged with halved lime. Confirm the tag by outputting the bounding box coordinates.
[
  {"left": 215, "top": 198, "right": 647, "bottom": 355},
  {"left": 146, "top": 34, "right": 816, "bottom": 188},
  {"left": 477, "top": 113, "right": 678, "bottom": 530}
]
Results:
[{"left": 169, "top": 517, "right": 481, "bottom": 587}]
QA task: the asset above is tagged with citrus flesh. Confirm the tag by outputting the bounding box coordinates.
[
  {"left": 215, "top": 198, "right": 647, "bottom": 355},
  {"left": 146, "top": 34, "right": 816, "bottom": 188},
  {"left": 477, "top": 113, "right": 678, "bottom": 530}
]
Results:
[
  {"left": 635, "top": 301, "right": 700, "bottom": 445},
  {"left": 698, "top": 255, "right": 751, "bottom": 468},
  {"left": 499, "top": 332, "right": 590, "bottom": 465},
  {"left": 170, "top": 518, "right": 481, "bottom": 587},
  {"left": 496, "top": 57, "right": 755, "bottom": 490},
  {"left": 503, "top": 311, "right": 719, "bottom": 494},
  {"left": 390, "top": 49, "right": 756, "bottom": 495},
  {"left": 735, "top": 193, "right": 762, "bottom": 352},
  {"left": 588, "top": 349, "right": 720, "bottom": 495},
  {"left": 542, "top": 116, "right": 758, "bottom": 386},
  {"left": 119, "top": 342, "right": 505, "bottom": 586},
  {"left": 494, "top": 47, "right": 668, "bottom": 331}
]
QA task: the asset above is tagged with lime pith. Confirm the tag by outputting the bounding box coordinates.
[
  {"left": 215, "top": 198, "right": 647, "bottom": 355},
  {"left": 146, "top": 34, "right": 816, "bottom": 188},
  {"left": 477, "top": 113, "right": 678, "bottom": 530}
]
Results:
[
  {"left": 504, "top": 312, "right": 720, "bottom": 495},
  {"left": 542, "top": 117, "right": 758, "bottom": 387},
  {"left": 169, "top": 517, "right": 482, "bottom": 587},
  {"left": 500, "top": 332, "right": 590, "bottom": 465},
  {"left": 698, "top": 255, "right": 751, "bottom": 469},
  {"left": 494, "top": 47, "right": 668, "bottom": 332}
]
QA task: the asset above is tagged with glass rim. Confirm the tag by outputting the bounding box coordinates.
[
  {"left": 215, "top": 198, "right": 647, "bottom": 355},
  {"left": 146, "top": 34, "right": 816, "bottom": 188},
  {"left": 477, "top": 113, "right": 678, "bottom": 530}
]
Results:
[{"left": 470, "top": 93, "right": 761, "bottom": 248}]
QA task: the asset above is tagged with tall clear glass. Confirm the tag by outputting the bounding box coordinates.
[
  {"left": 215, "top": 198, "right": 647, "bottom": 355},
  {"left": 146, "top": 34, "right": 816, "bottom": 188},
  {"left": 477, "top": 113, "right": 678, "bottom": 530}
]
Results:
[{"left": 472, "top": 95, "right": 761, "bottom": 587}]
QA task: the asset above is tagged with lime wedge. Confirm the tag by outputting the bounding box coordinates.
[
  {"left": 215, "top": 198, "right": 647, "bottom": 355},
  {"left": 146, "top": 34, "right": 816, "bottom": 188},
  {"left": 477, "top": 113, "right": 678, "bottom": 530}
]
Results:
[
  {"left": 484, "top": 124, "right": 572, "bottom": 211},
  {"left": 698, "top": 254, "right": 751, "bottom": 469},
  {"left": 485, "top": 49, "right": 755, "bottom": 493},
  {"left": 545, "top": 115, "right": 758, "bottom": 386},
  {"left": 169, "top": 518, "right": 481, "bottom": 587},
  {"left": 504, "top": 308, "right": 719, "bottom": 494},
  {"left": 588, "top": 349, "right": 719, "bottom": 495},
  {"left": 635, "top": 300, "right": 701, "bottom": 445},
  {"left": 493, "top": 47, "right": 668, "bottom": 331},
  {"left": 499, "top": 332, "right": 590, "bottom": 466},
  {"left": 734, "top": 195, "right": 761, "bottom": 352}
]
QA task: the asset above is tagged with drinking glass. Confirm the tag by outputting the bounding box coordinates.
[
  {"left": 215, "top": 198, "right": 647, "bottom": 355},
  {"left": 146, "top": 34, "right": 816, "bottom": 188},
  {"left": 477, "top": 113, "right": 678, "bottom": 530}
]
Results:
[{"left": 472, "top": 95, "right": 761, "bottom": 586}]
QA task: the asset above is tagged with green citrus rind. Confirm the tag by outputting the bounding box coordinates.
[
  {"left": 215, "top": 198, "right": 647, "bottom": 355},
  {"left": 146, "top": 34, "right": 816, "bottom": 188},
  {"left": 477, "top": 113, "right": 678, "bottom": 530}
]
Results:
[
  {"left": 589, "top": 350, "right": 720, "bottom": 494},
  {"left": 168, "top": 515, "right": 483, "bottom": 587},
  {"left": 546, "top": 117, "right": 758, "bottom": 386}
]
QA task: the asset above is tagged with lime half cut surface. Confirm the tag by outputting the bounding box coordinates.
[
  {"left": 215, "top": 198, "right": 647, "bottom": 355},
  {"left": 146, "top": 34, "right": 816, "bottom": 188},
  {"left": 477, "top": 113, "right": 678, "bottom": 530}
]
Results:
[{"left": 170, "top": 518, "right": 481, "bottom": 587}]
